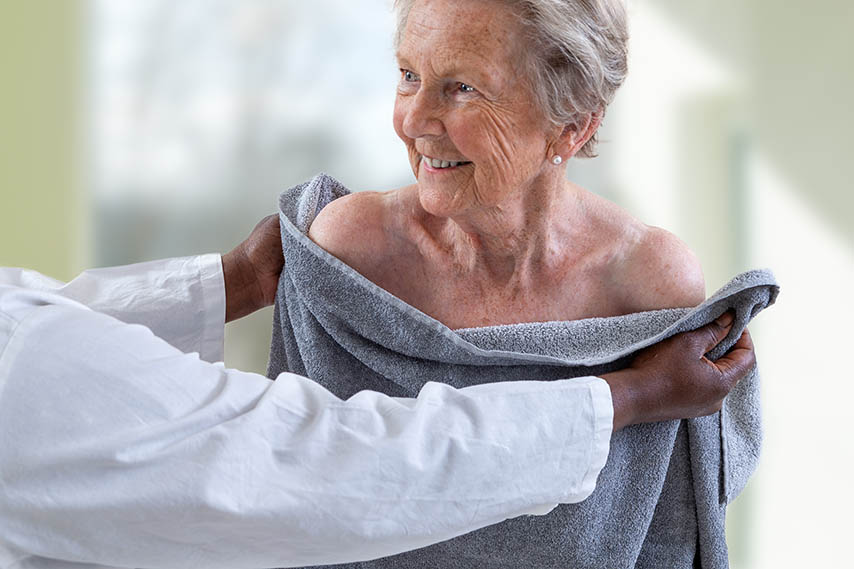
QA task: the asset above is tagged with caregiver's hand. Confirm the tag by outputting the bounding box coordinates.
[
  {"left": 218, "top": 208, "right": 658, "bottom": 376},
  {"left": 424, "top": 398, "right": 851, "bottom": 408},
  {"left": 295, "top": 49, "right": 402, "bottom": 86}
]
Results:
[
  {"left": 222, "top": 214, "right": 284, "bottom": 322},
  {"left": 601, "top": 311, "right": 756, "bottom": 431}
]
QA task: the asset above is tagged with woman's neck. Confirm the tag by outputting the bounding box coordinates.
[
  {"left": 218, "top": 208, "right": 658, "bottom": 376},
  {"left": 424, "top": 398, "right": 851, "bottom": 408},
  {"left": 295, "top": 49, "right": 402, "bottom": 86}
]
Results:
[{"left": 412, "top": 175, "right": 587, "bottom": 285}]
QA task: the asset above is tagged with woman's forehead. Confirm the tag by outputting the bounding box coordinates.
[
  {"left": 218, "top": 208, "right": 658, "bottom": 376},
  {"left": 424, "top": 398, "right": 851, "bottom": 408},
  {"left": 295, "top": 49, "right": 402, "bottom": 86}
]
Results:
[{"left": 397, "top": 0, "right": 527, "bottom": 77}]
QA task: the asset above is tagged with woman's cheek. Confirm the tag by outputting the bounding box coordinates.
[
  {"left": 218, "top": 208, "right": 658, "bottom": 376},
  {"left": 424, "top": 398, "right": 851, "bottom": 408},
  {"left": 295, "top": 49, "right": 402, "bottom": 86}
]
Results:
[
  {"left": 448, "top": 113, "right": 487, "bottom": 163},
  {"left": 479, "top": 127, "right": 521, "bottom": 185}
]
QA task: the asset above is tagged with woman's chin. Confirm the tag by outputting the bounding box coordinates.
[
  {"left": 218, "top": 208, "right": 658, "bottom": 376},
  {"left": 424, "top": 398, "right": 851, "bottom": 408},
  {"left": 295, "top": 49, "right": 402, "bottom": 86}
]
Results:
[{"left": 416, "top": 182, "right": 471, "bottom": 219}]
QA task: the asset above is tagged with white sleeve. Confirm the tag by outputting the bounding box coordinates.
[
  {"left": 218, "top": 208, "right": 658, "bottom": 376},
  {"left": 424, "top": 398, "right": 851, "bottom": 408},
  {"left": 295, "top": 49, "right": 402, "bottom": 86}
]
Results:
[
  {"left": 0, "top": 254, "right": 225, "bottom": 362},
  {"left": 0, "top": 263, "right": 612, "bottom": 569}
]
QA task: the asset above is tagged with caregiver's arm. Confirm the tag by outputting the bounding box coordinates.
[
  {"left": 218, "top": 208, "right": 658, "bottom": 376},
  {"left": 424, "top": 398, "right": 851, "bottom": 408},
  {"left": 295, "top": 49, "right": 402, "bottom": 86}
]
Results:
[
  {"left": 0, "top": 276, "right": 611, "bottom": 568},
  {"left": 0, "top": 255, "right": 225, "bottom": 361},
  {"left": 0, "top": 212, "right": 283, "bottom": 361}
]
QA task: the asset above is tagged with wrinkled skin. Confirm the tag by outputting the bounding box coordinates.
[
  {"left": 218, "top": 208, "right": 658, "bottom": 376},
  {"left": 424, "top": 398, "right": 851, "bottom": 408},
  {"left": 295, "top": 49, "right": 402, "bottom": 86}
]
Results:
[{"left": 393, "top": 0, "right": 559, "bottom": 217}]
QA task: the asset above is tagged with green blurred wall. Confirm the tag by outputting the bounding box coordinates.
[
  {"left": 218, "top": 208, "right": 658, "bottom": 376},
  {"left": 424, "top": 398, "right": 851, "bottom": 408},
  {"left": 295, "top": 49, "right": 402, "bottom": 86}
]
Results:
[
  {"left": 654, "top": 0, "right": 854, "bottom": 248},
  {"left": 0, "top": 0, "right": 84, "bottom": 280},
  {"left": 748, "top": 0, "right": 854, "bottom": 246}
]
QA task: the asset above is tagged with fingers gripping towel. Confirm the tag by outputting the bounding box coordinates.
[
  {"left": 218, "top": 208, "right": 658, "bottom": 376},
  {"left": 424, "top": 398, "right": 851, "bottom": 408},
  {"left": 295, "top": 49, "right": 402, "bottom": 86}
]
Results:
[{"left": 267, "top": 174, "right": 779, "bottom": 569}]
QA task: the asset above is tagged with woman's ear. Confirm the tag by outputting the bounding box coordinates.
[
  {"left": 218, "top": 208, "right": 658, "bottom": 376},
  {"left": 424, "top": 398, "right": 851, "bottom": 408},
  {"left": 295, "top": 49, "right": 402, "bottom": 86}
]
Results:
[{"left": 552, "top": 112, "right": 603, "bottom": 160}]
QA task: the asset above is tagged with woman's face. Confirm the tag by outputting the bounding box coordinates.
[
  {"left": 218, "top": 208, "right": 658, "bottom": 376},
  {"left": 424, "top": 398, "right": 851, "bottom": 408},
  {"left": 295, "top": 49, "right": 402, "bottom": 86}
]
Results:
[{"left": 393, "top": 0, "right": 558, "bottom": 217}]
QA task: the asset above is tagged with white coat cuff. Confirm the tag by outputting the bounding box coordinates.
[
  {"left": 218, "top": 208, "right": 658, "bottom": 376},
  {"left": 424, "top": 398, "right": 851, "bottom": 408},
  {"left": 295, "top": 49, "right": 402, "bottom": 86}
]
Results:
[
  {"left": 526, "top": 376, "right": 613, "bottom": 516},
  {"left": 580, "top": 376, "right": 613, "bottom": 497},
  {"left": 197, "top": 254, "right": 226, "bottom": 363}
]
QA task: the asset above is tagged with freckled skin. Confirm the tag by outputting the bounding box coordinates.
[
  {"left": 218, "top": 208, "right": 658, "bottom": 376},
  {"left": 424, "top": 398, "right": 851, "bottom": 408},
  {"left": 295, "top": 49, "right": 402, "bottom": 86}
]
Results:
[
  {"left": 392, "top": 0, "right": 555, "bottom": 216},
  {"left": 309, "top": 0, "right": 705, "bottom": 329}
]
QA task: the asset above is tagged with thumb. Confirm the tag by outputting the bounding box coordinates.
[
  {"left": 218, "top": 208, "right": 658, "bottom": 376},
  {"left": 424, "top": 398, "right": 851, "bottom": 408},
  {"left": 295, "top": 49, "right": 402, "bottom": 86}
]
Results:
[
  {"left": 695, "top": 310, "right": 735, "bottom": 354},
  {"left": 714, "top": 328, "right": 756, "bottom": 384}
]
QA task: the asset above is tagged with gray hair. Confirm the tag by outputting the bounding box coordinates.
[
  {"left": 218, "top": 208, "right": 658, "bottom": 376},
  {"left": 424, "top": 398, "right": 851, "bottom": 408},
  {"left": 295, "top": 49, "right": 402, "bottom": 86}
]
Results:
[{"left": 393, "top": 0, "right": 629, "bottom": 158}]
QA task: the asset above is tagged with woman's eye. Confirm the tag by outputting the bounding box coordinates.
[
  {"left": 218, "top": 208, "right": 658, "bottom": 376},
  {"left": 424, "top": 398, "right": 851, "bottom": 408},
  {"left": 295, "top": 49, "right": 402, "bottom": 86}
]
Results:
[
  {"left": 458, "top": 82, "right": 476, "bottom": 93},
  {"left": 401, "top": 69, "right": 419, "bottom": 82}
]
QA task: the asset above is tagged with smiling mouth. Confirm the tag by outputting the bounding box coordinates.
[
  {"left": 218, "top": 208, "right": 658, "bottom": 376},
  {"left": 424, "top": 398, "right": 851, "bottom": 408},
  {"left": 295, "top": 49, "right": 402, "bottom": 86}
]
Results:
[{"left": 420, "top": 155, "right": 472, "bottom": 170}]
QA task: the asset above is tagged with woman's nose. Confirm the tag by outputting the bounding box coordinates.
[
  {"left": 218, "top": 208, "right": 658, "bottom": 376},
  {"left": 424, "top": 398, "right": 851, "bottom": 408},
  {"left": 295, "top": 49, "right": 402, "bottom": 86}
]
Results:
[{"left": 402, "top": 90, "right": 445, "bottom": 140}]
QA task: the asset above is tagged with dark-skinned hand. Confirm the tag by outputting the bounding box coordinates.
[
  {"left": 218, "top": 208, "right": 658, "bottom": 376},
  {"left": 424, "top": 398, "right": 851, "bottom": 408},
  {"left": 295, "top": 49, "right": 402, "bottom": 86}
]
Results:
[
  {"left": 601, "top": 311, "right": 756, "bottom": 431},
  {"left": 221, "top": 214, "right": 283, "bottom": 322}
]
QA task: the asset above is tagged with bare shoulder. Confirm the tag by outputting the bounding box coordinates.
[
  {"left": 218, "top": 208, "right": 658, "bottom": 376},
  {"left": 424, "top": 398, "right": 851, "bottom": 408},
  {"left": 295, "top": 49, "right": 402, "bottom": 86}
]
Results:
[
  {"left": 617, "top": 225, "right": 706, "bottom": 311},
  {"left": 570, "top": 188, "right": 705, "bottom": 313},
  {"left": 307, "top": 190, "right": 392, "bottom": 271}
]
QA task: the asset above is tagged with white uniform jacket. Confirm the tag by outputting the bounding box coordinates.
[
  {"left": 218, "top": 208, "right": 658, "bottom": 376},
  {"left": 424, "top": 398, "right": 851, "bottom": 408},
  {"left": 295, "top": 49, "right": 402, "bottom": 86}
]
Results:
[{"left": 0, "top": 255, "right": 612, "bottom": 569}]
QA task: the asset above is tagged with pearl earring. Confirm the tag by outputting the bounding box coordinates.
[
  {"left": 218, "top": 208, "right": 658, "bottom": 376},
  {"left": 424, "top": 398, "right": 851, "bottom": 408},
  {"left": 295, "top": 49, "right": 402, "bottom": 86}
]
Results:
[{"left": 552, "top": 155, "right": 563, "bottom": 165}]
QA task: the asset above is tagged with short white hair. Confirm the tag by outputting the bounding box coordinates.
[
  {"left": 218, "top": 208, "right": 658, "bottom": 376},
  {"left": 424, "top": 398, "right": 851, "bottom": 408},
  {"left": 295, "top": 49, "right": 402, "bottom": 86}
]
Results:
[{"left": 393, "top": 0, "right": 629, "bottom": 158}]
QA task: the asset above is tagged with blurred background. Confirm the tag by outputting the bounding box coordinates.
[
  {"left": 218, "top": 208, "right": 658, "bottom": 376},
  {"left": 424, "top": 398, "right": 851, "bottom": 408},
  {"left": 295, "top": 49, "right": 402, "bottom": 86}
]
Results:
[{"left": 1, "top": 0, "right": 851, "bottom": 566}]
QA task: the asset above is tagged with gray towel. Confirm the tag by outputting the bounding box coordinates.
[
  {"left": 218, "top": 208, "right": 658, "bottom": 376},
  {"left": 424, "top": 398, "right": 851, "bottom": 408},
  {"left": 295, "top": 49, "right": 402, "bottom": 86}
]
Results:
[{"left": 268, "top": 173, "right": 779, "bottom": 569}]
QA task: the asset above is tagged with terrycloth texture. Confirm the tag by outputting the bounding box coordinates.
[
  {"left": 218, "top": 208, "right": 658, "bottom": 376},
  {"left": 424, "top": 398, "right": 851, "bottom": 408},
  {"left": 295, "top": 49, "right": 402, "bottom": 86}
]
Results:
[{"left": 268, "top": 173, "right": 779, "bottom": 569}]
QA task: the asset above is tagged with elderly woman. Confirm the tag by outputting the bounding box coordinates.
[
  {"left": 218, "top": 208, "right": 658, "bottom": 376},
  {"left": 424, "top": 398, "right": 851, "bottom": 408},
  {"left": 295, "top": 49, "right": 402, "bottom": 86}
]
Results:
[
  {"left": 310, "top": 0, "right": 703, "bottom": 328},
  {"left": 261, "top": 0, "right": 770, "bottom": 567}
]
